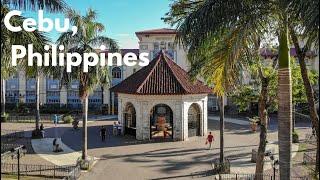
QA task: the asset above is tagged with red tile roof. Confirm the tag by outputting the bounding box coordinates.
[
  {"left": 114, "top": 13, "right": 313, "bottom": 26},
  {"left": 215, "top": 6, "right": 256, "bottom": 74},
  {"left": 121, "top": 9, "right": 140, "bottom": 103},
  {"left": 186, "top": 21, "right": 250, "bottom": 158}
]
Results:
[
  {"left": 110, "top": 50, "right": 212, "bottom": 95},
  {"left": 135, "top": 28, "right": 177, "bottom": 35}
]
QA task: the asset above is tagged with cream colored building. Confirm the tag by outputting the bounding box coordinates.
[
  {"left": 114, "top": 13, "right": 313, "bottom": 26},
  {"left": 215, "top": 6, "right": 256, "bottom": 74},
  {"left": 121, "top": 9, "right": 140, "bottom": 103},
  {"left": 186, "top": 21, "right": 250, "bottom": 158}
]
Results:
[{"left": 2, "top": 28, "right": 318, "bottom": 113}]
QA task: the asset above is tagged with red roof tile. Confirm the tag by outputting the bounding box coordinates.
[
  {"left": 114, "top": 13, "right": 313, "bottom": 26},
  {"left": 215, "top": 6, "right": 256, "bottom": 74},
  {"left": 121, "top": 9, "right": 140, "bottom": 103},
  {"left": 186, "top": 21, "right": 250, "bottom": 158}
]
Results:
[
  {"left": 110, "top": 51, "right": 212, "bottom": 95},
  {"left": 135, "top": 28, "right": 177, "bottom": 35}
]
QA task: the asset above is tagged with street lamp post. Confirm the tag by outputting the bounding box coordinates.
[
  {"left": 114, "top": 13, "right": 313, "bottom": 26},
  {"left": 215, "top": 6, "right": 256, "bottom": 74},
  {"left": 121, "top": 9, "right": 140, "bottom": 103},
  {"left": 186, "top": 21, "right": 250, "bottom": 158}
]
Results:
[
  {"left": 10, "top": 145, "right": 27, "bottom": 180},
  {"left": 270, "top": 154, "right": 279, "bottom": 180}
]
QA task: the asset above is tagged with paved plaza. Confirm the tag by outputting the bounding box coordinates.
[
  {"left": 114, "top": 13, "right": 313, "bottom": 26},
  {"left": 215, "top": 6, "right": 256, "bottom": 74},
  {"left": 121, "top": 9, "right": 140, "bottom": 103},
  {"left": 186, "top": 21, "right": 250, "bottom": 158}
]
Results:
[
  {"left": 1, "top": 116, "right": 313, "bottom": 179},
  {"left": 61, "top": 117, "right": 310, "bottom": 179}
]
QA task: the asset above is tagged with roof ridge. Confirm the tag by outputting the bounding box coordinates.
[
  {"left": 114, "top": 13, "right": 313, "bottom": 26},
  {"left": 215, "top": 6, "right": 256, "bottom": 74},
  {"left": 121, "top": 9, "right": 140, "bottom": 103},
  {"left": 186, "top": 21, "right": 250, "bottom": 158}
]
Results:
[
  {"left": 136, "top": 52, "right": 163, "bottom": 93},
  {"left": 162, "top": 52, "right": 190, "bottom": 93},
  {"left": 160, "top": 53, "right": 189, "bottom": 93}
]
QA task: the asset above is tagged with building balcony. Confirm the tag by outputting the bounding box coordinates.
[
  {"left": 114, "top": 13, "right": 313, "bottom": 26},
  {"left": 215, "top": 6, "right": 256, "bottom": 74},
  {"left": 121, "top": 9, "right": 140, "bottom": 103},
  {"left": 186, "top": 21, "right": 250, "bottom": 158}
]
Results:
[
  {"left": 6, "top": 78, "right": 19, "bottom": 90},
  {"left": 26, "top": 79, "right": 36, "bottom": 90},
  {"left": 47, "top": 79, "right": 60, "bottom": 90},
  {"left": 150, "top": 50, "right": 176, "bottom": 61}
]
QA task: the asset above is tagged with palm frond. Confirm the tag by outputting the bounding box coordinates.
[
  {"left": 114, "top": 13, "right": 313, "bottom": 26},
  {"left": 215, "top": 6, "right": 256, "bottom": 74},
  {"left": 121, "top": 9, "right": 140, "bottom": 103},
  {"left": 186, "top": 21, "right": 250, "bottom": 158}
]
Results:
[
  {"left": 2, "top": 0, "right": 68, "bottom": 12},
  {"left": 89, "top": 36, "right": 119, "bottom": 52}
]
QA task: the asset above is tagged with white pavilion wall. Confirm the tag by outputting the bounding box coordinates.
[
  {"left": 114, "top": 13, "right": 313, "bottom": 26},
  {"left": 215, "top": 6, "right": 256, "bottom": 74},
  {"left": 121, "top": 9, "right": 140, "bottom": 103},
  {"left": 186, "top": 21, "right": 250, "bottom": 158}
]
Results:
[
  {"left": 118, "top": 93, "right": 208, "bottom": 141},
  {"left": 182, "top": 94, "right": 208, "bottom": 141}
]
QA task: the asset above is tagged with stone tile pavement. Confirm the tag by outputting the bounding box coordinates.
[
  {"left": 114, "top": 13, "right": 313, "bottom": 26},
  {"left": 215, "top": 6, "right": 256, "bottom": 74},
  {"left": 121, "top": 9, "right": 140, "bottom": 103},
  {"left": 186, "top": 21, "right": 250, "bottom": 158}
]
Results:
[
  {"left": 31, "top": 138, "right": 81, "bottom": 166},
  {"left": 59, "top": 119, "right": 311, "bottom": 179}
]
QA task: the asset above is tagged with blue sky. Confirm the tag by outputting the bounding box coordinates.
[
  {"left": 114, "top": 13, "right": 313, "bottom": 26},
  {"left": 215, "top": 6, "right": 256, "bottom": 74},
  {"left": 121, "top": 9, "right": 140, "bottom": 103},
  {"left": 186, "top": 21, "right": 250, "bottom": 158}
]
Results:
[{"left": 21, "top": 0, "right": 172, "bottom": 48}]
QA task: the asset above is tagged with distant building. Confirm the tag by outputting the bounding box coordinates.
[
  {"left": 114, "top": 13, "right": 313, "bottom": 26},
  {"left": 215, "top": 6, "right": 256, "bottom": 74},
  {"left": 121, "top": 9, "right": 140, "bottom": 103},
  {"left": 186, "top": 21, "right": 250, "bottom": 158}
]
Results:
[{"left": 2, "top": 28, "right": 319, "bottom": 114}]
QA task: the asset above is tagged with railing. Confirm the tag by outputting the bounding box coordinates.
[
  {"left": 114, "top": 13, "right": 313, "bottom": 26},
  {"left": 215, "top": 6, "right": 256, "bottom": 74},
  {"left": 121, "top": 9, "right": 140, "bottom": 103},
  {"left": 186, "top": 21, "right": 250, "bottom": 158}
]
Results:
[
  {"left": 62, "top": 163, "right": 81, "bottom": 180},
  {"left": 213, "top": 173, "right": 273, "bottom": 180},
  {"left": 1, "top": 144, "right": 25, "bottom": 162},
  {"left": 1, "top": 163, "right": 80, "bottom": 179},
  {"left": 303, "top": 152, "right": 316, "bottom": 165},
  {"left": 1, "top": 143, "right": 23, "bottom": 154},
  {"left": 5, "top": 115, "right": 53, "bottom": 123},
  {"left": 213, "top": 173, "right": 313, "bottom": 180}
]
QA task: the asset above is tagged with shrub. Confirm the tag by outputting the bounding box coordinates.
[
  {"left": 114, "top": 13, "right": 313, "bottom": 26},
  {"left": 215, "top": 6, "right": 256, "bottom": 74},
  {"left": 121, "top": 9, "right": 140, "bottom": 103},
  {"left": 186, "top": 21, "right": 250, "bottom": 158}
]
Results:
[
  {"left": 77, "top": 157, "right": 94, "bottom": 170},
  {"left": 1, "top": 113, "right": 9, "bottom": 122},
  {"left": 292, "top": 131, "right": 299, "bottom": 143},
  {"left": 63, "top": 115, "right": 73, "bottom": 124}
]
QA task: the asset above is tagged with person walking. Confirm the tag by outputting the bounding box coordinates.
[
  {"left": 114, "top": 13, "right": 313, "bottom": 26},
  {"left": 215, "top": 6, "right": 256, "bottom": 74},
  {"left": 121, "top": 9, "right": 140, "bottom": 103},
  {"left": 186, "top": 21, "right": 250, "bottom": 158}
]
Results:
[
  {"left": 100, "top": 126, "right": 107, "bottom": 142},
  {"left": 206, "top": 132, "right": 214, "bottom": 150},
  {"left": 40, "top": 123, "right": 44, "bottom": 131},
  {"left": 113, "top": 122, "right": 118, "bottom": 135}
]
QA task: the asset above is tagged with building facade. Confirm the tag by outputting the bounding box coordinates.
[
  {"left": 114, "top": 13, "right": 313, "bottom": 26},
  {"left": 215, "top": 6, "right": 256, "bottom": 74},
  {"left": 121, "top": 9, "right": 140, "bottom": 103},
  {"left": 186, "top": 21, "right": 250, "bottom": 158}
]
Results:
[{"left": 2, "top": 28, "right": 318, "bottom": 113}]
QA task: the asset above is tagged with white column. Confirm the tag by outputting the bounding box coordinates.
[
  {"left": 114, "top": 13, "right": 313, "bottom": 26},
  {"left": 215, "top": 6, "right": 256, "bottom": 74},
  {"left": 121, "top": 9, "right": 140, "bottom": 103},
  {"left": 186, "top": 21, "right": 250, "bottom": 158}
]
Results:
[
  {"left": 203, "top": 97, "right": 208, "bottom": 136},
  {"left": 183, "top": 102, "right": 189, "bottom": 141},
  {"left": 118, "top": 97, "right": 124, "bottom": 135},
  {"left": 39, "top": 76, "right": 46, "bottom": 105},
  {"left": 103, "top": 87, "right": 109, "bottom": 105},
  {"left": 18, "top": 70, "right": 26, "bottom": 103},
  {"left": 136, "top": 100, "right": 143, "bottom": 140},
  {"left": 174, "top": 102, "right": 183, "bottom": 140},
  {"left": 60, "top": 85, "right": 68, "bottom": 105},
  {"left": 141, "top": 101, "right": 149, "bottom": 140}
]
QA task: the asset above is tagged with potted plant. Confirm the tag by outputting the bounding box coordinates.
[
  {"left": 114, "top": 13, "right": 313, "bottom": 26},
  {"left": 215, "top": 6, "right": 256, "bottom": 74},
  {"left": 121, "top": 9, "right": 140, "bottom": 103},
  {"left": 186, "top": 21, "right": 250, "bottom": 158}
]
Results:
[{"left": 249, "top": 116, "right": 259, "bottom": 132}]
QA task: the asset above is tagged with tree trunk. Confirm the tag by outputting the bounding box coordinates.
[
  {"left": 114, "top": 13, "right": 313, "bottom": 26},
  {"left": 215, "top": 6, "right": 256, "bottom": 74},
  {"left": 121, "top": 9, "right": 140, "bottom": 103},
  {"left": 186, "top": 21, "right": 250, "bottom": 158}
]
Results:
[
  {"left": 1, "top": 79, "right": 5, "bottom": 116},
  {"left": 255, "top": 74, "right": 269, "bottom": 179},
  {"left": 35, "top": 73, "right": 40, "bottom": 130},
  {"left": 101, "top": 87, "right": 104, "bottom": 113},
  {"left": 81, "top": 95, "right": 88, "bottom": 160},
  {"left": 289, "top": 27, "right": 319, "bottom": 173},
  {"left": 218, "top": 96, "right": 224, "bottom": 164},
  {"left": 278, "top": 15, "right": 292, "bottom": 179}
]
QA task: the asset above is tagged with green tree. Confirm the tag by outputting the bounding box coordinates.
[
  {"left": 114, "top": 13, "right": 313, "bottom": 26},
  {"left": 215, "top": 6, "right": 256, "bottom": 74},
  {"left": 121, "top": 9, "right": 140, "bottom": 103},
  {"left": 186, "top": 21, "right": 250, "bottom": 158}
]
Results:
[
  {"left": 1, "top": 0, "right": 67, "bottom": 135},
  {"left": 231, "top": 59, "right": 318, "bottom": 114},
  {"left": 164, "top": 0, "right": 315, "bottom": 178},
  {"left": 1, "top": 6, "right": 48, "bottom": 126},
  {"left": 56, "top": 8, "right": 118, "bottom": 161},
  {"left": 289, "top": 0, "right": 319, "bottom": 171}
]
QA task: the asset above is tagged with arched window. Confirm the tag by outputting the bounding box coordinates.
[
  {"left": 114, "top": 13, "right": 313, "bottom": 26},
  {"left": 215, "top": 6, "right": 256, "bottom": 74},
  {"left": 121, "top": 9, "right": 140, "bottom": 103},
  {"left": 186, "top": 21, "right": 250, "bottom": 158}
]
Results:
[{"left": 112, "top": 67, "right": 122, "bottom": 79}]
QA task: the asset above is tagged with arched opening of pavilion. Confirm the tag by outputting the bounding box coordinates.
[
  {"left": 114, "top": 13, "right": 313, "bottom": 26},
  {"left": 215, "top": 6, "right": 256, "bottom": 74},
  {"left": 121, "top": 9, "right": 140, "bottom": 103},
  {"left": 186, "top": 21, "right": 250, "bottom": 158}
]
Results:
[
  {"left": 188, "top": 103, "right": 201, "bottom": 137},
  {"left": 124, "top": 102, "right": 136, "bottom": 136},
  {"left": 150, "top": 104, "right": 173, "bottom": 139}
]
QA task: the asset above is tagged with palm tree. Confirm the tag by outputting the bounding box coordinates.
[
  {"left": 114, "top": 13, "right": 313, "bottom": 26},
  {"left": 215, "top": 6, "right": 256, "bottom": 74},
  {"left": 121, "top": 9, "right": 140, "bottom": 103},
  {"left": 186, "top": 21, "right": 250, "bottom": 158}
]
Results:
[
  {"left": 2, "top": 0, "right": 67, "bottom": 135},
  {"left": 164, "top": 0, "right": 303, "bottom": 178},
  {"left": 1, "top": 6, "right": 48, "bottom": 125},
  {"left": 56, "top": 9, "right": 118, "bottom": 161},
  {"left": 289, "top": 0, "right": 319, "bottom": 173},
  {"left": 2, "top": 0, "right": 67, "bottom": 12}
]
